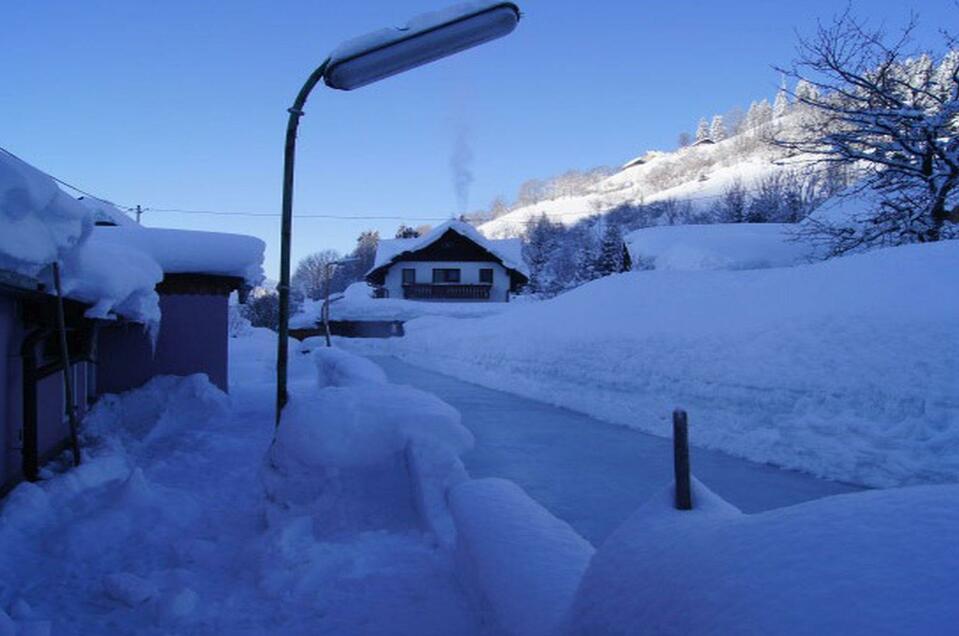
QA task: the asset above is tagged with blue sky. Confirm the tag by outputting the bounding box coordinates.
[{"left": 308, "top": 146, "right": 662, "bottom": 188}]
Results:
[{"left": 1, "top": 0, "right": 954, "bottom": 276}]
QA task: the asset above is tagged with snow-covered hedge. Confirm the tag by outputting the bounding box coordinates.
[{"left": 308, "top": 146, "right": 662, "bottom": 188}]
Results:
[
  {"left": 311, "top": 346, "right": 388, "bottom": 387},
  {"left": 567, "top": 479, "right": 959, "bottom": 635},
  {"left": 450, "top": 479, "right": 594, "bottom": 636},
  {"left": 264, "top": 349, "right": 474, "bottom": 535}
]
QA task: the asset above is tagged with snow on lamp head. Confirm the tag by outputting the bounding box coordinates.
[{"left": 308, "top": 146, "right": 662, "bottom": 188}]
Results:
[{"left": 324, "top": 2, "right": 521, "bottom": 91}]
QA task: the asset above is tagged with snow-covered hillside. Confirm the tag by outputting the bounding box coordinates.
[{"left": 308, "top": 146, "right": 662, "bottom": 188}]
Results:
[
  {"left": 479, "top": 114, "right": 821, "bottom": 239},
  {"left": 348, "top": 240, "right": 959, "bottom": 488}
]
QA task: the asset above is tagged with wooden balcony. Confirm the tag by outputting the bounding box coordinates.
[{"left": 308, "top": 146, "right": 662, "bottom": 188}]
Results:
[{"left": 402, "top": 283, "right": 491, "bottom": 300}]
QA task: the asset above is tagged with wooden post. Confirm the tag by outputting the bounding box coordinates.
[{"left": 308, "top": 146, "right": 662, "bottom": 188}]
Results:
[
  {"left": 52, "top": 262, "right": 82, "bottom": 467},
  {"left": 673, "top": 408, "right": 691, "bottom": 510}
]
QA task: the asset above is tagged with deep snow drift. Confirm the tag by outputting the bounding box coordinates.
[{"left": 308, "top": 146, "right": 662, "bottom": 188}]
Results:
[
  {"left": 350, "top": 241, "right": 959, "bottom": 487},
  {"left": 0, "top": 333, "right": 482, "bottom": 635},
  {"left": 568, "top": 479, "right": 959, "bottom": 635},
  {"left": 626, "top": 223, "right": 819, "bottom": 271}
]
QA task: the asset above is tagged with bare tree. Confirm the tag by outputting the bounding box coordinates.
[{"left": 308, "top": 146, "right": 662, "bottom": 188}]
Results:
[
  {"left": 292, "top": 249, "right": 340, "bottom": 301},
  {"left": 775, "top": 10, "right": 959, "bottom": 254}
]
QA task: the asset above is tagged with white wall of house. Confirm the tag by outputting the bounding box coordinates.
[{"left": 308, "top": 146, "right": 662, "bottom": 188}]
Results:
[{"left": 384, "top": 260, "right": 512, "bottom": 302}]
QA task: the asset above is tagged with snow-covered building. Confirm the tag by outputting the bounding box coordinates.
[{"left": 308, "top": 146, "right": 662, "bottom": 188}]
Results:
[
  {"left": 365, "top": 220, "right": 529, "bottom": 302},
  {"left": 0, "top": 149, "right": 263, "bottom": 493}
]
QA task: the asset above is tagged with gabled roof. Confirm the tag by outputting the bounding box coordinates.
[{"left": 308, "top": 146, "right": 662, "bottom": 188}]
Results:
[{"left": 367, "top": 220, "right": 529, "bottom": 279}]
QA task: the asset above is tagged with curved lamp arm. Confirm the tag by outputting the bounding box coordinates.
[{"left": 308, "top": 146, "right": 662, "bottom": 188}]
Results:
[{"left": 276, "top": 59, "right": 330, "bottom": 426}]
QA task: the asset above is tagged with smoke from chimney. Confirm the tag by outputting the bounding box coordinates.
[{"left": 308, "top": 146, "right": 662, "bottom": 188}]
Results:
[{"left": 449, "top": 126, "right": 474, "bottom": 214}]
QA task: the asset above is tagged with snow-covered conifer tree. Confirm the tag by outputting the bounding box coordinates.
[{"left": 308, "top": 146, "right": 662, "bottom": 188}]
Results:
[
  {"left": 522, "top": 214, "right": 562, "bottom": 296},
  {"left": 595, "top": 223, "right": 626, "bottom": 276},
  {"left": 773, "top": 84, "right": 790, "bottom": 118},
  {"left": 695, "top": 118, "right": 711, "bottom": 142},
  {"left": 709, "top": 115, "right": 726, "bottom": 141}
]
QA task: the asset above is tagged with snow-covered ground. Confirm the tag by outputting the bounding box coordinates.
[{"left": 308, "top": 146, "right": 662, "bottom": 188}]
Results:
[
  {"left": 344, "top": 241, "right": 959, "bottom": 488},
  {"left": 0, "top": 329, "right": 482, "bottom": 635},
  {"left": 371, "top": 355, "right": 859, "bottom": 544},
  {"left": 568, "top": 479, "right": 959, "bottom": 635},
  {"left": 478, "top": 133, "right": 808, "bottom": 238},
  {"left": 626, "top": 223, "right": 820, "bottom": 271}
]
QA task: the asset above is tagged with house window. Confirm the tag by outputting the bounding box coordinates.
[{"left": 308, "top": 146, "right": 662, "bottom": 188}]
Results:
[
  {"left": 402, "top": 268, "right": 416, "bottom": 285},
  {"left": 432, "top": 268, "right": 461, "bottom": 283},
  {"left": 479, "top": 268, "right": 493, "bottom": 284}
]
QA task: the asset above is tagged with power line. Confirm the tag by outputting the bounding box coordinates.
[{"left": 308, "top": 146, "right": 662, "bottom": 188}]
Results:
[
  {"left": 142, "top": 207, "right": 452, "bottom": 221},
  {"left": 0, "top": 144, "right": 134, "bottom": 211},
  {"left": 1, "top": 142, "right": 731, "bottom": 228}
]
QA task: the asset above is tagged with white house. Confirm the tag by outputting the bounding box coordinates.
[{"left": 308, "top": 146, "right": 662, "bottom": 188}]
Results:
[{"left": 365, "top": 220, "right": 529, "bottom": 302}]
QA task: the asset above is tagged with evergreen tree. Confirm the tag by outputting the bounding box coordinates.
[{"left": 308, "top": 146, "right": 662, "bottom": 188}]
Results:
[
  {"left": 773, "top": 82, "right": 790, "bottom": 118},
  {"left": 522, "top": 214, "right": 562, "bottom": 296},
  {"left": 709, "top": 115, "right": 726, "bottom": 141},
  {"left": 793, "top": 79, "right": 818, "bottom": 101},
  {"left": 695, "top": 117, "right": 711, "bottom": 142},
  {"left": 596, "top": 223, "right": 626, "bottom": 276}
]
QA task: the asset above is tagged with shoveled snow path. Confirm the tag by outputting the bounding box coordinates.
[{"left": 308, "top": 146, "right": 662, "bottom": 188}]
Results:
[{"left": 372, "top": 356, "right": 861, "bottom": 545}]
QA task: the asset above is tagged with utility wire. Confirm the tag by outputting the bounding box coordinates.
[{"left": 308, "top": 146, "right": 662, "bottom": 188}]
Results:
[
  {"left": 2, "top": 143, "right": 729, "bottom": 226},
  {"left": 0, "top": 144, "right": 134, "bottom": 210}
]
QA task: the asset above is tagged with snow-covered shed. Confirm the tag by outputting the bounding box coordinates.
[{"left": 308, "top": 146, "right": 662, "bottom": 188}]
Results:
[
  {"left": 0, "top": 149, "right": 263, "bottom": 493},
  {"left": 365, "top": 220, "right": 529, "bottom": 302},
  {"left": 92, "top": 226, "right": 263, "bottom": 396}
]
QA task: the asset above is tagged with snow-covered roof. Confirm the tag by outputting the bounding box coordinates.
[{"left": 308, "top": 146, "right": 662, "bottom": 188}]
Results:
[
  {"left": 0, "top": 149, "right": 91, "bottom": 279},
  {"left": 369, "top": 219, "right": 529, "bottom": 277},
  {"left": 76, "top": 196, "right": 137, "bottom": 227},
  {"left": 0, "top": 148, "right": 264, "bottom": 329},
  {"left": 88, "top": 227, "right": 265, "bottom": 285}
]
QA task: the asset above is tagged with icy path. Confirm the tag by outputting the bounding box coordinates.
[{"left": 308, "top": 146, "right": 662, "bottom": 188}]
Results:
[{"left": 372, "top": 355, "right": 861, "bottom": 545}]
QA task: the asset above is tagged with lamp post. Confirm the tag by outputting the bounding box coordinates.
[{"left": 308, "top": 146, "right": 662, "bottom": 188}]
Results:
[
  {"left": 322, "top": 256, "right": 360, "bottom": 348},
  {"left": 276, "top": 2, "right": 521, "bottom": 425}
]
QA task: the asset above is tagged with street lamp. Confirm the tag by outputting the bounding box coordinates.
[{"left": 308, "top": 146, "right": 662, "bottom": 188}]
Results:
[
  {"left": 322, "top": 257, "right": 360, "bottom": 348},
  {"left": 276, "top": 2, "right": 521, "bottom": 425}
]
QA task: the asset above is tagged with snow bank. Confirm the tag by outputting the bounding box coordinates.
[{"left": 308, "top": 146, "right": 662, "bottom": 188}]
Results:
[
  {"left": 366, "top": 241, "right": 959, "bottom": 487},
  {"left": 82, "top": 374, "right": 231, "bottom": 454},
  {"left": 450, "top": 478, "right": 594, "bottom": 636},
  {"left": 265, "top": 356, "right": 473, "bottom": 534},
  {"left": 273, "top": 384, "right": 470, "bottom": 471},
  {"left": 0, "top": 374, "right": 229, "bottom": 634},
  {"left": 626, "top": 223, "right": 818, "bottom": 271},
  {"left": 311, "top": 346, "right": 389, "bottom": 387},
  {"left": 568, "top": 480, "right": 959, "bottom": 635}
]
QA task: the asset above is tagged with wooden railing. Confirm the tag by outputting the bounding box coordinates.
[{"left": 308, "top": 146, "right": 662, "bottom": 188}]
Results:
[{"left": 403, "top": 283, "right": 491, "bottom": 300}]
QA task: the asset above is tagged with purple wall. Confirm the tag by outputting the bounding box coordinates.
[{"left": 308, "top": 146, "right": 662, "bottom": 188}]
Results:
[
  {"left": 1, "top": 293, "right": 93, "bottom": 492},
  {"left": 1, "top": 295, "right": 19, "bottom": 490},
  {"left": 97, "top": 292, "right": 229, "bottom": 395}
]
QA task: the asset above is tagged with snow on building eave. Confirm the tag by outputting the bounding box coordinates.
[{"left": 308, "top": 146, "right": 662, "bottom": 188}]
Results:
[{"left": 366, "top": 219, "right": 529, "bottom": 281}]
